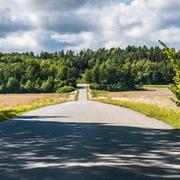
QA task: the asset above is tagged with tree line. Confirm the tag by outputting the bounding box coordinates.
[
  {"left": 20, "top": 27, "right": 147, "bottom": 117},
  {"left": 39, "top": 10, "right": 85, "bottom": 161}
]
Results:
[{"left": 0, "top": 45, "right": 176, "bottom": 93}]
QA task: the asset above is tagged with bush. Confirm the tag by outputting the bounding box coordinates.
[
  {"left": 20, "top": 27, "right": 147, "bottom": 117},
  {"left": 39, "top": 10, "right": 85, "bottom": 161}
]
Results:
[
  {"left": 90, "top": 83, "right": 136, "bottom": 91},
  {"left": 90, "top": 83, "right": 101, "bottom": 90},
  {"left": 56, "top": 86, "right": 75, "bottom": 93},
  {"left": 7, "top": 77, "right": 19, "bottom": 93},
  {"left": 159, "top": 40, "right": 180, "bottom": 105}
]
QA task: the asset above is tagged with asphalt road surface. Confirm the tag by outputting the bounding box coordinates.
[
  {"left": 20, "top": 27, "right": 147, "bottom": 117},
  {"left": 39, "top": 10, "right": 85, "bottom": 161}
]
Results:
[{"left": 0, "top": 84, "right": 179, "bottom": 180}]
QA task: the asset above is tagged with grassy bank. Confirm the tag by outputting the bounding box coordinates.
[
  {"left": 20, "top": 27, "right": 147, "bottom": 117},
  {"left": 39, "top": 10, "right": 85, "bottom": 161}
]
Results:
[
  {"left": 143, "top": 85, "right": 170, "bottom": 88},
  {"left": 89, "top": 88, "right": 180, "bottom": 129},
  {"left": 98, "top": 99, "right": 180, "bottom": 128},
  {"left": 0, "top": 91, "right": 78, "bottom": 122}
]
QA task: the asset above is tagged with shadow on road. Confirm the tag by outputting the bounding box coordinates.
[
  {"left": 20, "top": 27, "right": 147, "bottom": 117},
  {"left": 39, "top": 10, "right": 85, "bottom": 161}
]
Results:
[
  {"left": 0, "top": 119, "right": 179, "bottom": 180},
  {"left": 15, "top": 116, "right": 70, "bottom": 119}
]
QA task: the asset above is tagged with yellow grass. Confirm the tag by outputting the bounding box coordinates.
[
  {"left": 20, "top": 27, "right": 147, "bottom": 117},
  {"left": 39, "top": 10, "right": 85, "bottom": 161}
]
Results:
[
  {"left": 0, "top": 91, "right": 78, "bottom": 122},
  {"left": 93, "top": 88, "right": 179, "bottom": 112},
  {"left": 89, "top": 87, "right": 180, "bottom": 128},
  {"left": 0, "top": 93, "right": 70, "bottom": 108}
]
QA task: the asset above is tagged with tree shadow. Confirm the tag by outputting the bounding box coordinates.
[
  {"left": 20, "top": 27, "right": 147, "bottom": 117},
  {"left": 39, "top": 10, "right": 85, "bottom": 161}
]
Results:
[
  {"left": 0, "top": 119, "right": 179, "bottom": 180},
  {"left": 15, "top": 116, "right": 70, "bottom": 120}
]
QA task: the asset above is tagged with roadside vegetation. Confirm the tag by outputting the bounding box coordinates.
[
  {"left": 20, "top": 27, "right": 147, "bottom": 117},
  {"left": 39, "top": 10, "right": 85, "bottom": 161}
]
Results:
[
  {"left": 89, "top": 87, "right": 180, "bottom": 128},
  {"left": 56, "top": 86, "right": 76, "bottom": 93},
  {"left": 143, "top": 85, "right": 170, "bottom": 88},
  {"left": 0, "top": 91, "right": 77, "bottom": 122},
  {"left": 99, "top": 99, "right": 180, "bottom": 128},
  {"left": 159, "top": 41, "right": 180, "bottom": 105}
]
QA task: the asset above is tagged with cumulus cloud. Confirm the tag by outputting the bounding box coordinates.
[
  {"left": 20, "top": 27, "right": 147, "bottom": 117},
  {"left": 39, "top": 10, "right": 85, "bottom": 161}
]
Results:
[
  {"left": 0, "top": 0, "right": 179, "bottom": 52},
  {"left": 0, "top": 32, "right": 40, "bottom": 52}
]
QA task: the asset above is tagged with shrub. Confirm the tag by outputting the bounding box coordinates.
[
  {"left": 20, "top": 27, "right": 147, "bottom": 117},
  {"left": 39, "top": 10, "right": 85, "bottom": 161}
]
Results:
[
  {"left": 159, "top": 40, "right": 180, "bottom": 105},
  {"left": 56, "top": 86, "right": 75, "bottom": 93},
  {"left": 90, "top": 82, "right": 136, "bottom": 91},
  {"left": 90, "top": 83, "right": 101, "bottom": 90},
  {"left": 7, "top": 77, "right": 19, "bottom": 93}
]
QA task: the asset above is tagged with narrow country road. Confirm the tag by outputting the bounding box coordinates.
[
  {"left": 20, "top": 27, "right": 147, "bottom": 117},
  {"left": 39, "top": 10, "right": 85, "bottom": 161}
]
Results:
[{"left": 0, "top": 84, "right": 179, "bottom": 180}]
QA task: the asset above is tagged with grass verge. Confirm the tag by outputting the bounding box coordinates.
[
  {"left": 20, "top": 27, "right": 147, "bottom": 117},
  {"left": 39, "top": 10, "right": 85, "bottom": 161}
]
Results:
[
  {"left": 88, "top": 87, "right": 180, "bottom": 129},
  {"left": 0, "top": 91, "right": 77, "bottom": 122},
  {"left": 98, "top": 98, "right": 180, "bottom": 129},
  {"left": 0, "top": 97, "right": 66, "bottom": 122},
  {"left": 143, "top": 85, "right": 170, "bottom": 88}
]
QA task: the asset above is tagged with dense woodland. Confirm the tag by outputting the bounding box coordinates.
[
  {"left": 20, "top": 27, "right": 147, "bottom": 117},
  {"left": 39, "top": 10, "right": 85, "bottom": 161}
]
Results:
[{"left": 0, "top": 46, "right": 176, "bottom": 93}]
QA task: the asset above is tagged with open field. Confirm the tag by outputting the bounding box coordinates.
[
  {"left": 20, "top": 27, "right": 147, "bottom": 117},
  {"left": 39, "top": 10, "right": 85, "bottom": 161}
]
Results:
[
  {"left": 92, "top": 87, "right": 179, "bottom": 111},
  {"left": 0, "top": 91, "right": 78, "bottom": 122},
  {"left": 0, "top": 93, "right": 71, "bottom": 108},
  {"left": 90, "top": 87, "right": 180, "bottom": 128},
  {"left": 109, "top": 88, "right": 179, "bottom": 111}
]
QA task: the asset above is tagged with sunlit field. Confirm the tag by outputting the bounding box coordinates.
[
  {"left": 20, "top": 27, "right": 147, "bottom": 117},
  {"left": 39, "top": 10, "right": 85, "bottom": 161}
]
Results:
[
  {"left": 109, "top": 88, "right": 179, "bottom": 111},
  {"left": 0, "top": 91, "right": 77, "bottom": 122},
  {"left": 91, "top": 87, "right": 179, "bottom": 111},
  {"left": 90, "top": 86, "right": 180, "bottom": 128},
  {"left": 0, "top": 93, "right": 71, "bottom": 108}
]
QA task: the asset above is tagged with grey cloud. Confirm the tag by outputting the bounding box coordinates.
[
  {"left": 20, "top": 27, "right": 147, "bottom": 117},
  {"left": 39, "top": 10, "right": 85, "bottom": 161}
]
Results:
[
  {"left": 0, "top": 10, "right": 34, "bottom": 37},
  {"left": 35, "top": 31, "right": 76, "bottom": 52},
  {"left": 160, "top": 17, "right": 180, "bottom": 29},
  {"left": 39, "top": 12, "right": 99, "bottom": 34},
  {"left": 25, "top": 0, "right": 120, "bottom": 12},
  {"left": 26, "top": 0, "right": 86, "bottom": 11}
]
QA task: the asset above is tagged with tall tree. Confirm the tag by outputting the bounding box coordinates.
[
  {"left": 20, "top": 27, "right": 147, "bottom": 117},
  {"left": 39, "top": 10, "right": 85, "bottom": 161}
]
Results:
[{"left": 159, "top": 40, "right": 180, "bottom": 104}]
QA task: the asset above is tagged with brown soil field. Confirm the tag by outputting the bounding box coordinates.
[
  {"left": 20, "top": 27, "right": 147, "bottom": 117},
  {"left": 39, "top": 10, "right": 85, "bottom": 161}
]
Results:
[{"left": 0, "top": 93, "right": 70, "bottom": 108}]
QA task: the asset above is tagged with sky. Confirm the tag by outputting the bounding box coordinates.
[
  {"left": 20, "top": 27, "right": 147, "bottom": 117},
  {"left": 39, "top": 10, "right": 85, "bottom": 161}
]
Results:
[{"left": 0, "top": 0, "right": 180, "bottom": 52}]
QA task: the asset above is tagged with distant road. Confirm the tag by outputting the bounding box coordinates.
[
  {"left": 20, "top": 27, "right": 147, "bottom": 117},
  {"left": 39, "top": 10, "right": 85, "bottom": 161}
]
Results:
[{"left": 0, "top": 84, "right": 179, "bottom": 180}]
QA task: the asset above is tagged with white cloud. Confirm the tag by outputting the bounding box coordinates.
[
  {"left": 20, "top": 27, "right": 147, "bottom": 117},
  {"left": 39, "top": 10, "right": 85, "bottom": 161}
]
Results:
[
  {"left": 51, "top": 32, "right": 97, "bottom": 50},
  {"left": 0, "top": 32, "right": 41, "bottom": 52},
  {"left": 151, "top": 27, "right": 180, "bottom": 43},
  {"left": 0, "top": 0, "right": 180, "bottom": 52}
]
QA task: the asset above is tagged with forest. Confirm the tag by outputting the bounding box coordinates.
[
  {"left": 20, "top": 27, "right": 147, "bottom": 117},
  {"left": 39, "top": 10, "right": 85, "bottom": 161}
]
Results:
[{"left": 0, "top": 46, "right": 176, "bottom": 93}]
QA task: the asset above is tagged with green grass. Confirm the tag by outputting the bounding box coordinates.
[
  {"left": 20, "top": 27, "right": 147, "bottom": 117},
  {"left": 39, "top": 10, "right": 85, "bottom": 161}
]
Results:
[
  {"left": 97, "top": 99, "right": 180, "bottom": 129},
  {"left": 0, "top": 97, "right": 67, "bottom": 122},
  {"left": 90, "top": 90, "right": 108, "bottom": 98},
  {"left": 143, "top": 85, "right": 170, "bottom": 88},
  {"left": 75, "top": 89, "right": 79, "bottom": 100}
]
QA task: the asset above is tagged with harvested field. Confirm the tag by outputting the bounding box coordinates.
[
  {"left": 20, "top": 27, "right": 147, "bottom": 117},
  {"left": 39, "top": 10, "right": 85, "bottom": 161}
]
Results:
[
  {"left": 108, "top": 88, "right": 179, "bottom": 111},
  {"left": 0, "top": 93, "right": 70, "bottom": 108},
  {"left": 92, "top": 88, "right": 179, "bottom": 111}
]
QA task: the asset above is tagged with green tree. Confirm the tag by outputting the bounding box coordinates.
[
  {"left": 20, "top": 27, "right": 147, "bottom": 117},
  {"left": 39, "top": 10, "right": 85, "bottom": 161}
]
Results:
[
  {"left": 41, "top": 76, "right": 54, "bottom": 92},
  {"left": 159, "top": 40, "right": 180, "bottom": 104},
  {"left": 24, "top": 80, "right": 34, "bottom": 93},
  {"left": 84, "top": 69, "right": 92, "bottom": 83},
  {"left": 7, "top": 77, "right": 19, "bottom": 93}
]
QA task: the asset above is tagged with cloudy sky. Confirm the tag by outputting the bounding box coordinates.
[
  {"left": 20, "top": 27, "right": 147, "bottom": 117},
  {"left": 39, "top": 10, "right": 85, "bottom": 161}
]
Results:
[{"left": 0, "top": 0, "right": 180, "bottom": 52}]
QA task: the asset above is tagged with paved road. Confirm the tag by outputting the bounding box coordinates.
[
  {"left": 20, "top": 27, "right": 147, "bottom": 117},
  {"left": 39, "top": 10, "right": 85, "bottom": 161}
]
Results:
[{"left": 0, "top": 84, "right": 179, "bottom": 180}]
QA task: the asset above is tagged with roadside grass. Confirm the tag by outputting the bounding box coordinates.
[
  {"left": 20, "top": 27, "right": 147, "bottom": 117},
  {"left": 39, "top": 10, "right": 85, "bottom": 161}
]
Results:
[
  {"left": 143, "top": 85, "right": 170, "bottom": 88},
  {"left": 89, "top": 88, "right": 180, "bottom": 129},
  {"left": 0, "top": 91, "right": 78, "bottom": 122},
  {"left": 90, "top": 89, "right": 108, "bottom": 98},
  {"left": 98, "top": 99, "right": 180, "bottom": 128},
  {"left": 74, "top": 89, "right": 79, "bottom": 100}
]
